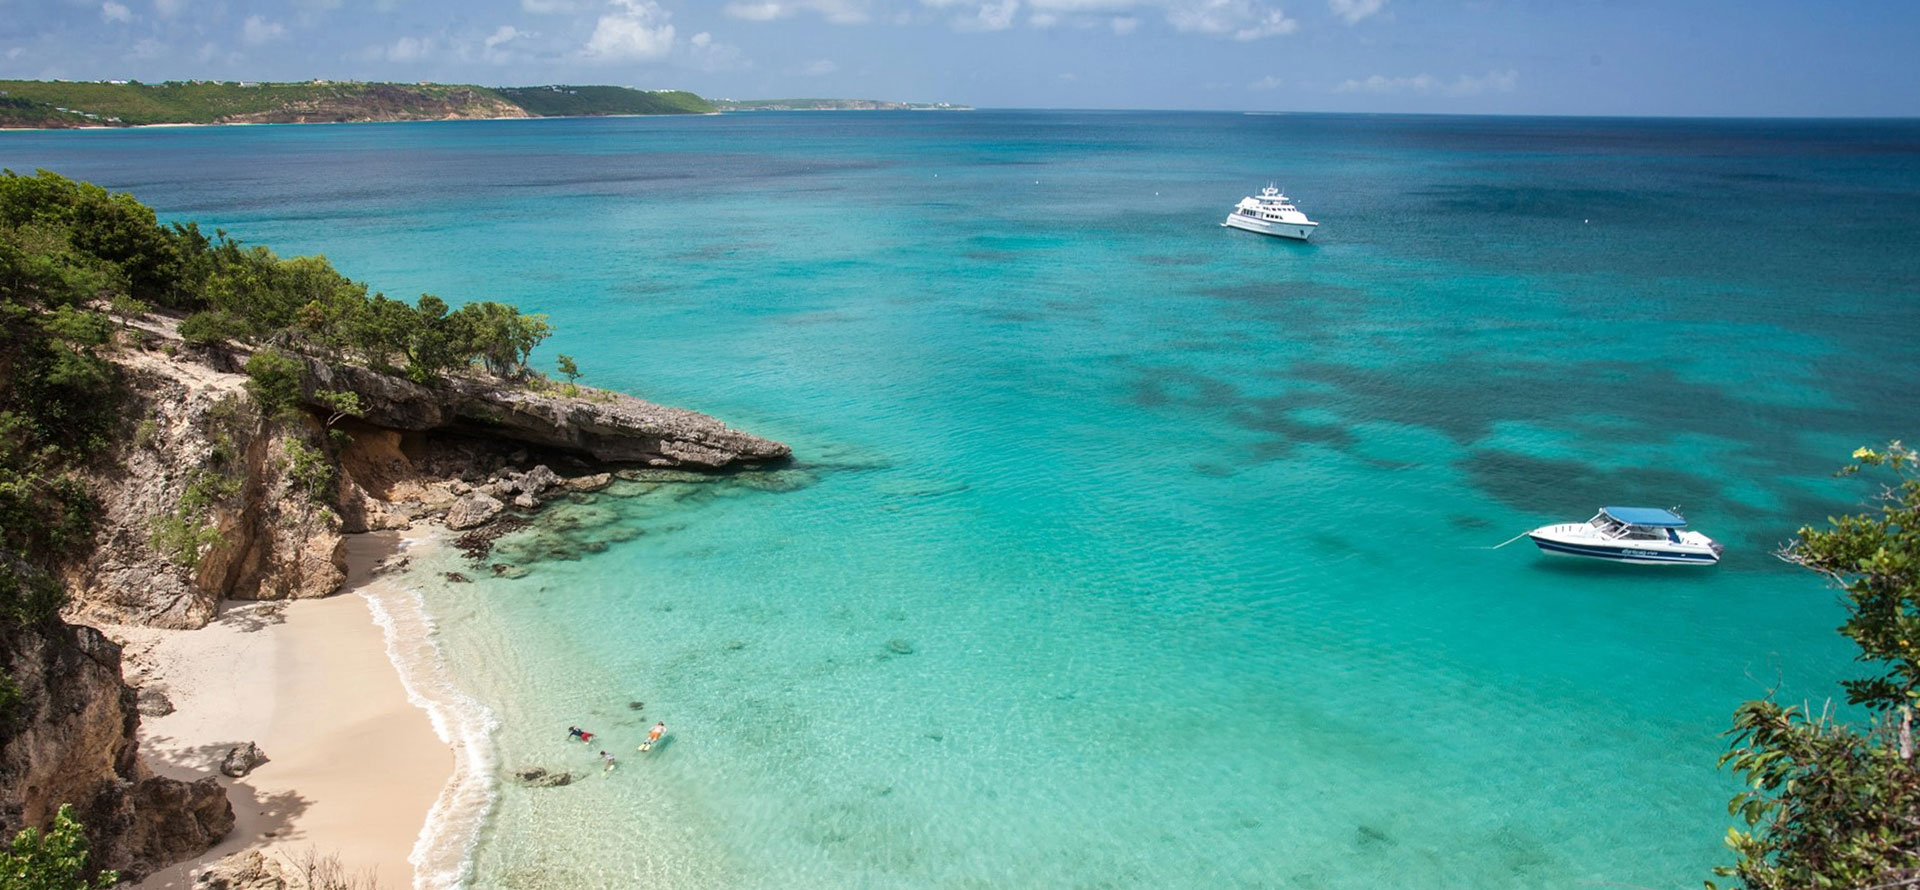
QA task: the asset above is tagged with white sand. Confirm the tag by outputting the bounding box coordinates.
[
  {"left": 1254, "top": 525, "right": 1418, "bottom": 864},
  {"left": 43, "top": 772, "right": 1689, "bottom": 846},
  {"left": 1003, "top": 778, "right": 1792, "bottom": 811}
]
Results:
[{"left": 123, "top": 530, "right": 449, "bottom": 890}]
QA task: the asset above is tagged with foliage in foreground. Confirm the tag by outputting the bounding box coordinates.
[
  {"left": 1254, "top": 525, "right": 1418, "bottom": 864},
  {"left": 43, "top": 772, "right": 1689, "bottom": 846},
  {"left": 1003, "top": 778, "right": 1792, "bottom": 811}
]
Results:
[
  {"left": 1712, "top": 442, "right": 1920, "bottom": 890},
  {"left": 0, "top": 804, "right": 116, "bottom": 890}
]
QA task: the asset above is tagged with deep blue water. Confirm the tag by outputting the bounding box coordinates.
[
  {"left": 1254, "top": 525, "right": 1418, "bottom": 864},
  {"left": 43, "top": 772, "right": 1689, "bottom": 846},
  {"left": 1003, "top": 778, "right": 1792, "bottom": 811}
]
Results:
[{"left": 7, "top": 111, "right": 1918, "bottom": 889}]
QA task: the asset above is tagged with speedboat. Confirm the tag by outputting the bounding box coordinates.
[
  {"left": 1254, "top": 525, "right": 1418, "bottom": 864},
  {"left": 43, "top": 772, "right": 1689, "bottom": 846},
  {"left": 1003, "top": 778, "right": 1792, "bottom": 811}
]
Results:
[
  {"left": 1526, "top": 506, "right": 1723, "bottom": 565},
  {"left": 1222, "top": 185, "right": 1318, "bottom": 241}
]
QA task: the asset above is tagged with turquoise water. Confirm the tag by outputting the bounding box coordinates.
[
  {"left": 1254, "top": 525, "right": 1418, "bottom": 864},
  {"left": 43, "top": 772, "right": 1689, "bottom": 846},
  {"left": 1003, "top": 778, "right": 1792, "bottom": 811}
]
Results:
[{"left": 8, "top": 112, "right": 1919, "bottom": 888}]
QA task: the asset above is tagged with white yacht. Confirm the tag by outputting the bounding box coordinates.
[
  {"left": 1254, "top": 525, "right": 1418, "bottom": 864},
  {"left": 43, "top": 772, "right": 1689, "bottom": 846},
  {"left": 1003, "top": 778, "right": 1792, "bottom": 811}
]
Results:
[
  {"left": 1526, "top": 506, "right": 1724, "bottom": 566},
  {"left": 1222, "top": 185, "right": 1318, "bottom": 241}
]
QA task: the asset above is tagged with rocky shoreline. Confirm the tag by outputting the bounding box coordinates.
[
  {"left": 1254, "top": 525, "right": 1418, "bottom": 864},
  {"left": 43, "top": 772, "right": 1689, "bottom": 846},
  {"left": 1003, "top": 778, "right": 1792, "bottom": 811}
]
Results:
[{"left": 4, "top": 311, "right": 789, "bottom": 883}]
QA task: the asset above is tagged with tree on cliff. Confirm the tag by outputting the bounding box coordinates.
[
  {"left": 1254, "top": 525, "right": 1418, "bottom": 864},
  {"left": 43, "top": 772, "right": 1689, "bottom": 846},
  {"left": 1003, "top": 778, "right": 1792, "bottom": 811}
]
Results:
[
  {"left": 1713, "top": 442, "right": 1920, "bottom": 889},
  {"left": 0, "top": 804, "right": 117, "bottom": 889},
  {"left": 2, "top": 169, "right": 553, "bottom": 386}
]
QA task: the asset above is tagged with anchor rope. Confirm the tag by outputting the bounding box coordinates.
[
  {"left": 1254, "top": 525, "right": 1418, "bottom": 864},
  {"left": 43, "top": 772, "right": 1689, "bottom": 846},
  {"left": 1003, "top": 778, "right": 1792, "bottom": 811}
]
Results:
[{"left": 1481, "top": 530, "right": 1533, "bottom": 550}]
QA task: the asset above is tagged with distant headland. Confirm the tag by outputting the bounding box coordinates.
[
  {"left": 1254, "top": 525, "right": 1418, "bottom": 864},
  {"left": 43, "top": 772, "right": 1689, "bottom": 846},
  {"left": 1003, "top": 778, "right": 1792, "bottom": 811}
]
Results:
[{"left": 0, "top": 79, "right": 969, "bottom": 129}]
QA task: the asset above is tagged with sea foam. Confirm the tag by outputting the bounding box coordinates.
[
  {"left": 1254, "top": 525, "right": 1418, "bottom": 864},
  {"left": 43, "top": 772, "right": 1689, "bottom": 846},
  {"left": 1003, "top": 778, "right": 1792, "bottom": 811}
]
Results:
[{"left": 360, "top": 547, "right": 500, "bottom": 890}]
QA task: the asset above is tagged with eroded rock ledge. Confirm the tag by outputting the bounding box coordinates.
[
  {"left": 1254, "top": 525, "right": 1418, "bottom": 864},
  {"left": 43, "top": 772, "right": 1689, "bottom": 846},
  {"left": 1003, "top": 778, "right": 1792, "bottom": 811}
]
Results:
[
  {"left": 64, "top": 339, "right": 789, "bottom": 633},
  {"left": 298, "top": 360, "right": 789, "bottom": 468}
]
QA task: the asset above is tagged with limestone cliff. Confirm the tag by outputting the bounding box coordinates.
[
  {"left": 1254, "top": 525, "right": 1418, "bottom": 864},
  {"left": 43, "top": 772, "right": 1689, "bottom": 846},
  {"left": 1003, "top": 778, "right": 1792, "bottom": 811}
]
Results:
[
  {"left": 64, "top": 350, "right": 346, "bottom": 630},
  {"left": 64, "top": 330, "right": 788, "bottom": 630},
  {"left": 0, "top": 583, "right": 233, "bottom": 881}
]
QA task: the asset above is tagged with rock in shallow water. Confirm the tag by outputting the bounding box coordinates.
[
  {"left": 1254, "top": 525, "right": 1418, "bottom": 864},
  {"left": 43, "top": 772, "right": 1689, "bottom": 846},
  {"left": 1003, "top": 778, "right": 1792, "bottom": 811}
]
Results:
[{"left": 512, "top": 766, "right": 574, "bottom": 787}]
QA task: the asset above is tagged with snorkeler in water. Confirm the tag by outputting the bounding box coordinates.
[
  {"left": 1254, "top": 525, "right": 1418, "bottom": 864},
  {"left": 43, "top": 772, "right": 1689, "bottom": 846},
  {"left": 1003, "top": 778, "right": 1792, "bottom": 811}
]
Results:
[{"left": 639, "top": 721, "right": 666, "bottom": 752}]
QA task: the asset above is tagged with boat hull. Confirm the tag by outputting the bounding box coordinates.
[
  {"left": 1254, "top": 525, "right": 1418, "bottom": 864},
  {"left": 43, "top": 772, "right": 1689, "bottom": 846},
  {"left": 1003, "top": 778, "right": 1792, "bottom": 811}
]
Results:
[
  {"left": 1223, "top": 214, "right": 1316, "bottom": 241},
  {"left": 1528, "top": 535, "right": 1721, "bottom": 565}
]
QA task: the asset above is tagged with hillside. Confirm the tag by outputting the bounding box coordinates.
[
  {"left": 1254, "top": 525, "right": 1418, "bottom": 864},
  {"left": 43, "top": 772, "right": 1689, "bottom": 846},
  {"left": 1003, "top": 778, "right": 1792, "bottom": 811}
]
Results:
[
  {"left": 491, "top": 84, "right": 713, "bottom": 116},
  {"left": 0, "top": 80, "right": 712, "bottom": 128}
]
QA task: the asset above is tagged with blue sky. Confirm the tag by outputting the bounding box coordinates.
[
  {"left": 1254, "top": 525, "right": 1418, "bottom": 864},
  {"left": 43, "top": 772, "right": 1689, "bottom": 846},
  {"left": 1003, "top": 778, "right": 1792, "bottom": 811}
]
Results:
[{"left": 3, "top": 0, "right": 1916, "bottom": 115}]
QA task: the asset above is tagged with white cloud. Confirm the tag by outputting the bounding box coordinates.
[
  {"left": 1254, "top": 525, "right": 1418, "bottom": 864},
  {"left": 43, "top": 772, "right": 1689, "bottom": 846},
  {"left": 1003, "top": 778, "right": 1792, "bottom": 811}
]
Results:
[
  {"left": 242, "top": 15, "right": 286, "bottom": 44},
  {"left": 726, "top": 0, "right": 867, "bottom": 23},
  {"left": 129, "top": 36, "right": 164, "bottom": 58},
  {"left": 1247, "top": 74, "right": 1282, "bottom": 89},
  {"left": 1110, "top": 15, "right": 1137, "bottom": 33},
  {"left": 584, "top": 0, "right": 676, "bottom": 61},
  {"left": 808, "top": 0, "right": 869, "bottom": 22},
  {"left": 100, "top": 1, "right": 132, "bottom": 23},
  {"left": 797, "top": 58, "right": 836, "bottom": 75},
  {"left": 724, "top": 1, "right": 784, "bottom": 19},
  {"left": 1327, "top": 0, "right": 1380, "bottom": 23},
  {"left": 950, "top": 0, "right": 1018, "bottom": 30},
  {"left": 1027, "top": 0, "right": 1139, "bottom": 10},
  {"left": 483, "top": 25, "right": 523, "bottom": 49},
  {"left": 1335, "top": 68, "right": 1517, "bottom": 96},
  {"left": 522, "top": 0, "right": 591, "bottom": 11},
  {"left": 152, "top": 0, "right": 181, "bottom": 17},
  {"left": 687, "top": 30, "right": 749, "bottom": 70},
  {"left": 380, "top": 34, "right": 434, "bottom": 61},
  {"left": 1166, "top": 0, "right": 1297, "bottom": 40}
]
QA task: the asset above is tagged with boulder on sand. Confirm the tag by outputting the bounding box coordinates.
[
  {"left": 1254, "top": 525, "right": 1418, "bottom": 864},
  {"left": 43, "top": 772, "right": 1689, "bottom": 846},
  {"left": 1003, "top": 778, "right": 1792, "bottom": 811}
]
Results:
[
  {"left": 446, "top": 492, "right": 504, "bottom": 530},
  {"left": 219, "top": 741, "right": 266, "bottom": 778}
]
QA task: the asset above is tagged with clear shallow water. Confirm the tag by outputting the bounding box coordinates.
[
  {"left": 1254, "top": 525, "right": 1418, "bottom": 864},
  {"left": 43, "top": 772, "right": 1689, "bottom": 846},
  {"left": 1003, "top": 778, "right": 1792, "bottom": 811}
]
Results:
[{"left": 8, "top": 112, "right": 1919, "bottom": 888}]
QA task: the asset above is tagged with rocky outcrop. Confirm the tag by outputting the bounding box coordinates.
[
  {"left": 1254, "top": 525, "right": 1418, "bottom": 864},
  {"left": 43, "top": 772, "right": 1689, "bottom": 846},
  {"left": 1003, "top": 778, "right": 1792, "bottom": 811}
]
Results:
[
  {"left": 64, "top": 339, "right": 789, "bottom": 630},
  {"left": 297, "top": 360, "right": 790, "bottom": 468},
  {"left": 0, "top": 609, "right": 234, "bottom": 881},
  {"left": 64, "top": 352, "right": 346, "bottom": 630},
  {"left": 445, "top": 492, "right": 504, "bottom": 530},
  {"left": 219, "top": 742, "right": 266, "bottom": 778}
]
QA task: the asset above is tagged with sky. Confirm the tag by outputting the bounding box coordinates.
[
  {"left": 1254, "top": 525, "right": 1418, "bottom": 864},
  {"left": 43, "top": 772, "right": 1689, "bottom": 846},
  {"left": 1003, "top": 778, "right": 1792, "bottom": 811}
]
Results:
[{"left": 2, "top": 0, "right": 1917, "bottom": 116}]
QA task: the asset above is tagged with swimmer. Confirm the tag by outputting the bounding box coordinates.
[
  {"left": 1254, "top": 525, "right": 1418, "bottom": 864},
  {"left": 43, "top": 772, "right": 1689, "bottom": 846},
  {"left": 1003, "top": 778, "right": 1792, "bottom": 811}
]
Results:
[
  {"left": 639, "top": 721, "right": 666, "bottom": 752},
  {"left": 600, "top": 750, "right": 617, "bottom": 772},
  {"left": 570, "top": 726, "right": 596, "bottom": 743}
]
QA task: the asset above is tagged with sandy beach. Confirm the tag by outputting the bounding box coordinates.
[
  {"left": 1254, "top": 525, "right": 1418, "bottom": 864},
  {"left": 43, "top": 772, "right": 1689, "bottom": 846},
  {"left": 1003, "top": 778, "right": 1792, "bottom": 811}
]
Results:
[{"left": 120, "top": 530, "right": 449, "bottom": 890}]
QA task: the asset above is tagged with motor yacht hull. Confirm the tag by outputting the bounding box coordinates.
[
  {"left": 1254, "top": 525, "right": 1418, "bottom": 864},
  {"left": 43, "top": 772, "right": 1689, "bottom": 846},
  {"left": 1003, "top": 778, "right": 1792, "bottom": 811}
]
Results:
[
  {"left": 1526, "top": 523, "right": 1721, "bottom": 565},
  {"left": 1223, "top": 214, "right": 1317, "bottom": 241}
]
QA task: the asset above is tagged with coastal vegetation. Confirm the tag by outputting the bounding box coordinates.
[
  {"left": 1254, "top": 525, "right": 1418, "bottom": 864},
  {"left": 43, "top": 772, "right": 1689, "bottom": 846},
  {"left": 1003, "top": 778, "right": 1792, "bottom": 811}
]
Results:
[
  {"left": 1714, "top": 442, "right": 1920, "bottom": 889},
  {"left": 0, "top": 164, "right": 555, "bottom": 615},
  {"left": 0, "top": 80, "right": 709, "bottom": 128},
  {"left": 0, "top": 81, "right": 970, "bottom": 129},
  {"left": 491, "top": 85, "right": 712, "bottom": 117},
  {"left": 0, "top": 805, "right": 116, "bottom": 889}
]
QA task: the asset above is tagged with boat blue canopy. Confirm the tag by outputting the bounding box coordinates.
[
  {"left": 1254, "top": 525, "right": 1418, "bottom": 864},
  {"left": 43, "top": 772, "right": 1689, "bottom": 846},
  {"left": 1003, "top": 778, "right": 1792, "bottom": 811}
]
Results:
[{"left": 1601, "top": 506, "right": 1688, "bottom": 527}]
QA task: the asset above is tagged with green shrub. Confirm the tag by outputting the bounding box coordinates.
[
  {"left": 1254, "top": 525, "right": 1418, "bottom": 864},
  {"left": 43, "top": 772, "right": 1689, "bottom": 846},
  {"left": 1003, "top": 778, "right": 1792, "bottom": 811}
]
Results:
[
  {"left": 283, "top": 437, "right": 332, "bottom": 502},
  {"left": 243, "top": 349, "right": 303, "bottom": 419},
  {"left": 177, "top": 309, "right": 247, "bottom": 346},
  {"left": 148, "top": 513, "right": 222, "bottom": 570},
  {"left": 0, "top": 803, "right": 118, "bottom": 889}
]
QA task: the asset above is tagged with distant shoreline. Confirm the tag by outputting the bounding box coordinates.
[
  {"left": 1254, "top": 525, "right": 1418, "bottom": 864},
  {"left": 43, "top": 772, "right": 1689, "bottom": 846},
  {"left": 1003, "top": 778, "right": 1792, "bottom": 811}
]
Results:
[{"left": 0, "top": 79, "right": 968, "bottom": 131}]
